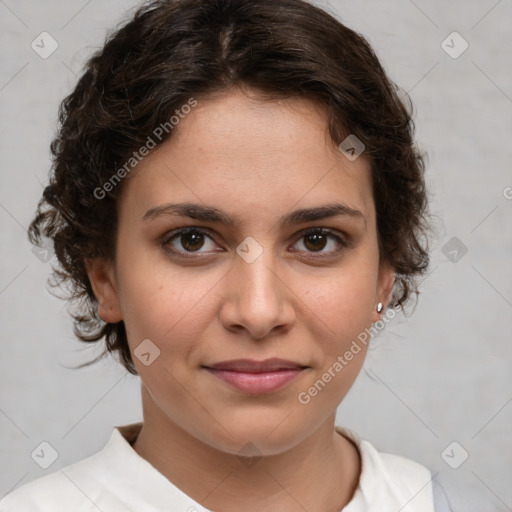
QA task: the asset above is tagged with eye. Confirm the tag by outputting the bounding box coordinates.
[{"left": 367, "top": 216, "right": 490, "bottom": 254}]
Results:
[
  {"left": 161, "top": 226, "right": 349, "bottom": 259},
  {"left": 290, "top": 227, "right": 348, "bottom": 255},
  {"left": 161, "top": 228, "right": 219, "bottom": 258}
]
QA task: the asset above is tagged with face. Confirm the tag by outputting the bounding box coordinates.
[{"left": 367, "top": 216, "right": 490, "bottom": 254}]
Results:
[{"left": 87, "top": 88, "right": 394, "bottom": 456}]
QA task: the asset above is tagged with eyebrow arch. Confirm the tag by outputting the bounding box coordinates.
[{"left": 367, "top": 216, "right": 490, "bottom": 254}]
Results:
[{"left": 142, "top": 201, "right": 365, "bottom": 227}]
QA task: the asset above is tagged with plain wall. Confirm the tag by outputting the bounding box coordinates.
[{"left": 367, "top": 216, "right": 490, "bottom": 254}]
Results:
[{"left": 1, "top": 1, "right": 511, "bottom": 510}]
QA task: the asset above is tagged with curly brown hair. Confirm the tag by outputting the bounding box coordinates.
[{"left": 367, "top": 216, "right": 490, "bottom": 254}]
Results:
[{"left": 28, "top": 0, "right": 432, "bottom": 375}]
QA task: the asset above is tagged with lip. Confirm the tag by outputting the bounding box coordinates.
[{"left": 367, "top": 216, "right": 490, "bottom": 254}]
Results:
[
  {"left": 203, "top": 358, "right": 308, "bottom": 394},
  {"left": 205, "top": 358, "right": 307, "bottom": 372}
]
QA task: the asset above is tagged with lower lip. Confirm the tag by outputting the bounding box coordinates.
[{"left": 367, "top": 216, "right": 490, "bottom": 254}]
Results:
[{"left": 205, "top": 368, "right": 305, "bottom": 394}]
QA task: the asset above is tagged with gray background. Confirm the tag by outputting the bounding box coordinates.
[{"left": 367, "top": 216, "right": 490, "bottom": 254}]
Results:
[{"left": 1, "top": 1, "right": 511, "bottom": 510}]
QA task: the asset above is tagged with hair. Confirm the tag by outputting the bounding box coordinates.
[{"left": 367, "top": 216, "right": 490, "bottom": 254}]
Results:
[{"left": 28, "top": 0, "right": 432, "bottom": 375}]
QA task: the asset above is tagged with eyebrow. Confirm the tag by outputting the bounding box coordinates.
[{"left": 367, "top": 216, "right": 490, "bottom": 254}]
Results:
[{"left": 142, "top": 201, "right": 366, "bottom": 227}]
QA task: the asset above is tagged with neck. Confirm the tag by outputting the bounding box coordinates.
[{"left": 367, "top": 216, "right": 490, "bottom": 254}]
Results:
[{"left": 132, "top": 385, "right": 361, "bottom": 512}]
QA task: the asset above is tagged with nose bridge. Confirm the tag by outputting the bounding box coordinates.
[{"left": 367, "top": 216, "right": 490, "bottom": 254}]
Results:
[
  {"left": 235, "top": 238, "right": 283, "bottom": 304},
  {"left": 223, "top": 236, "right": 294, "bottom": 337}
]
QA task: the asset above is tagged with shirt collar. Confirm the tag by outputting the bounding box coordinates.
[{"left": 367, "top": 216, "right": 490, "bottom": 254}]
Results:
[
  {"left": 105, "top": 422, "right": 211, "bottom": 511},
  {"left": 108, "top": 422, "right": 370, "bottom": 511}
]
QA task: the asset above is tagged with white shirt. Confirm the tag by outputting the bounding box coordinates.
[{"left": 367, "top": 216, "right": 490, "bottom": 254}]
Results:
[{"left": 0, "top": 422, "right": 452, "bottom": 511}]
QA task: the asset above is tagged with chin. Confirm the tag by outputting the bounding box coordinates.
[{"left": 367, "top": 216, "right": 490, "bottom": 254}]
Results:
[{"left": 198, "top": 415, "right": 312, "bottom": 457}]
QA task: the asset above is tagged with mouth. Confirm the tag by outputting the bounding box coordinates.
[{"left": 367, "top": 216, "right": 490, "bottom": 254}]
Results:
[{"left": 202, "top": 358, "right": 308, "bottom": 394}]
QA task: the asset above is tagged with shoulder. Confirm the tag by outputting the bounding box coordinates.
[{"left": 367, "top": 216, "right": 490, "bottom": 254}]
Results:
[
  {"left": 0, "top": 458, "right": 93, "bottom": 511},
  {"left": 0, "top": 445, "right": 113, "bottom": 511},
  {"left": 365, "top": 442, "right": 434, "bottom": 503},
  {"left": 336, "top": 426, "right": 436, "bottom": 511},
  {"left": 377, "top": 447, "right": 432, "bottom": 485},
  {"left": 0, "top": 425, "right": 140, "bottom": 512}
]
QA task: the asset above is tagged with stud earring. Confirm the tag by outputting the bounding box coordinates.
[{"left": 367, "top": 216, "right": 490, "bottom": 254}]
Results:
[{"left": 376, "top": 302, "right": 383, "bottom": 313}]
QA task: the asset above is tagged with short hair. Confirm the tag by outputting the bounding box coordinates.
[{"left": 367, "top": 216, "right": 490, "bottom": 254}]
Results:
[{"left": 28, "top": 0, "right": 432, "bottom": 375}]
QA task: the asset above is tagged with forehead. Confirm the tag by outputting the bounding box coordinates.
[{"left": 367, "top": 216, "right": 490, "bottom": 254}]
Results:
[{"left": 120, "top": 89, "right": 375, "bottom": 224}]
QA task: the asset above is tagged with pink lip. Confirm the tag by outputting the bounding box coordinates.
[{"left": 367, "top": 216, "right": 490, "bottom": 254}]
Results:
[
  {"left": 203, "top": 358, "right": 308, "bottom": 394},
  {"left": 205, "top": 368, "right": 305, "bottom": 394},
  {"left": 205, "top": 358, "right": 306, "bottom": 372}
]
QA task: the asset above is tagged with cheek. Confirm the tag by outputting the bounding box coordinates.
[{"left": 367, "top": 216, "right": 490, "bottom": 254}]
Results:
[
  {"left": 297, "top": 263, "right": 377, "bottom": 402},
  {"left": 304, "top": 265, "right": 377, "bottom": 338},
  {"left": 116, "top": 258, "right": 220, "bottom": 355}
]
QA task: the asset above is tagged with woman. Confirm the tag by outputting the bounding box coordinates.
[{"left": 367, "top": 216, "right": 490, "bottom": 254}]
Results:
[{"left": 0, "top": 0, "right": 453, "bottom": 510}]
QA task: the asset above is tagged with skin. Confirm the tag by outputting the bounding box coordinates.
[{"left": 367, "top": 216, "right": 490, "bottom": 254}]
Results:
[{"left": 86, "top": 87, "right": 395, "bottom": 512}]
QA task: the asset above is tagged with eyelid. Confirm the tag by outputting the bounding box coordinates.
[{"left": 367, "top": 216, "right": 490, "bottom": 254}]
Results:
[
  {"left": 160, "top": 225, "right": 350, "bottom": 257},
  {"left": 296, "top": 227, "right": 349, "bottom": 244},
  {"left": 289, "top": 227, "right": 350, "bottom": 254},
  {"left": 160, "top": 227, "right": 221, "bottom": 257}
]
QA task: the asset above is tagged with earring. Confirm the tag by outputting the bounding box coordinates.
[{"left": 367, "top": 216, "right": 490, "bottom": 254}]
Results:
[{"left": 376, "top": 302, "right": 383, "bottom": 313}]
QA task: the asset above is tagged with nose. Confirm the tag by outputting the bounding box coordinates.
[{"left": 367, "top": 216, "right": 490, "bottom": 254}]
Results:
[{"left": 219, "top": 245, "right": 296, "bottom": 340}]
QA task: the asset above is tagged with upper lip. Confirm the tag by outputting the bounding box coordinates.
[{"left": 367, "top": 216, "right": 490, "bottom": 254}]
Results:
[{"left": 204, "top": 358, "right": 307, "bottom": 373}]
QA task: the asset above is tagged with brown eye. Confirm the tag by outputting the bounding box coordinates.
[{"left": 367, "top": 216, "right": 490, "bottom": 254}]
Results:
[
  {"left": 162, "top": 228, "right": 218, "bottom": 256},
  {"left": 303, "top": 232, "right": 328, "bottom": 252},
  {"left": 291, "top": 228, "right": 348, "bottom": 255},
  {"left": 161, "top": 226, "right": 349, "bottom": 260},
  {"left": 178, "top": 231, "right": 206, "bottom": 252}
]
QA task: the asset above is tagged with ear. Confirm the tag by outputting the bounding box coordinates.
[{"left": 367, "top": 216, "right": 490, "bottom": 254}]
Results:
[
  {"left": 85, "top": 257, "right": 123, "bottom": 323},
  {"left": 372, "top": 262, "right": 395, "bottom": 322}
]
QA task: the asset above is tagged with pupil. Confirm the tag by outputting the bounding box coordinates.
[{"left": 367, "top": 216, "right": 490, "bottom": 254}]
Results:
[
  {"left": 179, "top": 232, "right": 327, "bottom": 252},
  {"left": 182, "top": 232, "right": 204, "bottom": 251},
  {"left": 304, "top": 233, "right": 326, "bottom": 252}
]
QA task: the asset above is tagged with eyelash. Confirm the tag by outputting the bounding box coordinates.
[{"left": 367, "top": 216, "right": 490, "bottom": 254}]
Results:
[{"left": 160, "top": 227, "right": 349, "bottom": 259}]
